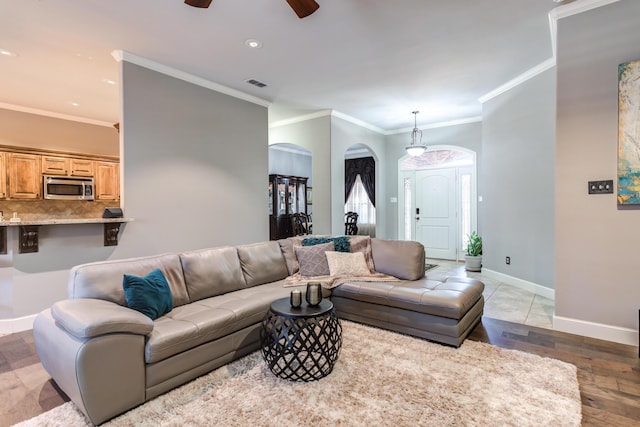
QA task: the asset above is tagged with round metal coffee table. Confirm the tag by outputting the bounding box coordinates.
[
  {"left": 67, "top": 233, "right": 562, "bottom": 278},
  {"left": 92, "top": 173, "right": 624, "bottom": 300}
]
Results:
[{"left": 261, "top": 297, "right": 342, "bottom": 382}]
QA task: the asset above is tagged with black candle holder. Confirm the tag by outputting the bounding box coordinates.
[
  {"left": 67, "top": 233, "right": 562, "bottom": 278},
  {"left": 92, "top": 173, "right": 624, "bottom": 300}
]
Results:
[{"left": 306, "top": 282, "right": 322, "bottom": 306}]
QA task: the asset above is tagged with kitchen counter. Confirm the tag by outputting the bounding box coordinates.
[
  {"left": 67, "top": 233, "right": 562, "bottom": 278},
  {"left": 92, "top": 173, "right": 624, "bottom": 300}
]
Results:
[
  {"left": 0, "top": 217, "right": 133, "bottom": 226},
  {"left": 0, "top": 217, "right": 133, "bottom": 253}
]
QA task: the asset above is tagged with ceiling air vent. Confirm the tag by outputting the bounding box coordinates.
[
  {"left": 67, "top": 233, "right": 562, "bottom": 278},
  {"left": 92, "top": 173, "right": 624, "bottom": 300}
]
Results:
[{"left": 245, "top": 79, "right": 268, "bottom": 88}]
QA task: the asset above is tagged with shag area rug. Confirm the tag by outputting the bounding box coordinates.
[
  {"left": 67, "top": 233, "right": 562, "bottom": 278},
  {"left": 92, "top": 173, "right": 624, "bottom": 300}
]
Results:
[{"left": 17, "top": 321, "right": 581, "bottom": 427}]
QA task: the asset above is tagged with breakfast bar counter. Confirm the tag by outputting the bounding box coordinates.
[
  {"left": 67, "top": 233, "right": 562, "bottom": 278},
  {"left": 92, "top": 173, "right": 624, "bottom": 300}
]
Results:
[{"left": 0, "top": 217, "right": 133, "bottom": 254}]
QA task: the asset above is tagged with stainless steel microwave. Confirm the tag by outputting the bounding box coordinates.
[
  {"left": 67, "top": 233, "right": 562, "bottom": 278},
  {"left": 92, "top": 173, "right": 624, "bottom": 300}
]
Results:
[{"left": 43, "top": 175, "right": 95, "bottom": 200}]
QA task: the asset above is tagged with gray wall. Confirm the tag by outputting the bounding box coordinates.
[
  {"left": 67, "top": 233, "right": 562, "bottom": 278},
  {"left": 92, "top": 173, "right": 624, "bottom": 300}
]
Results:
[
  {"left": 112, "top": 61, "right": 269, "bottom": 258},
  {"left": 384, "top": 121, "right": 482, "bottom": 240},
  {"left": 481, "top": 67, "right": 556, "bottom": 289},
  {"left": 268, "top": 146, "right": 312, "bottom": 186},
  {"left": 555, "top": 0, "right": 640, "bottom": 331}
]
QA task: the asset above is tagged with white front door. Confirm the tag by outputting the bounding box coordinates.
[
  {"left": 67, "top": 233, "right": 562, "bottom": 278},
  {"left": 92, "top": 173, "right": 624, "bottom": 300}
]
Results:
[{"left": 415, "top": 168, "right": 457, "bottom": 260}]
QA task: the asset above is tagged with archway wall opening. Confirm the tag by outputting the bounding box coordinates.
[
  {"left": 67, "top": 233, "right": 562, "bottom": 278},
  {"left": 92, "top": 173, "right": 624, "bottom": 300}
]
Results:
[
  {"left": 330, "top": 116, "right": 388, "bottom": 238},
  {"left": 269, "top": 115, "right": 331, "bottom": 236},
  {"left": 384, "top": 121, "right": 483, "bottom": 242}
]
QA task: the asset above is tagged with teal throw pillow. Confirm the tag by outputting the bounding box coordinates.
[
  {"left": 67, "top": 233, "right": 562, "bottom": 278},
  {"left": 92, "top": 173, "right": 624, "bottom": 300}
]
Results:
[
  {"left": 302, "top": 236, "right": 350, "bottom": 252},
  {"left": 123, "top": 269, "right": 173, "bottom": 320}
]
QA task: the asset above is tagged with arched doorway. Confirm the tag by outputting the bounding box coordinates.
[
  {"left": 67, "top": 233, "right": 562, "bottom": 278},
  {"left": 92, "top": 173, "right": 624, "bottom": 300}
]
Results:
[
  {"left": 345, "top": 144, "right": 376, "bottom": 237},
  {"left": 398, "top": 146, "right": 476, "bottom": 260}
]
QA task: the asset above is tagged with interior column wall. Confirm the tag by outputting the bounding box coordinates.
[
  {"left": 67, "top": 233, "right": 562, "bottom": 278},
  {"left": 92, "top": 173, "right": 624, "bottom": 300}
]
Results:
[
  {"left": 555, "top": 0, "right": 640, "bottom": 342},
  {"left": 481, "top": 67, "right": 556, "bottom": 290}
]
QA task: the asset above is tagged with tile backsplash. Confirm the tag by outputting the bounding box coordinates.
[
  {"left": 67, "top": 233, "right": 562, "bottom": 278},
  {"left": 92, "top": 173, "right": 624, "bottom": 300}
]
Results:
[{"left": 0, "top": 200, "right": 120, "bottom": 221}]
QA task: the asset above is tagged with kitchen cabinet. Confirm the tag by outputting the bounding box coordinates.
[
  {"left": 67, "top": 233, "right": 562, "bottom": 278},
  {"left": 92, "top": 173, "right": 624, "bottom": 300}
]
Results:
[
  {"left": 8, "top": 153, "right": 40, "bottom": 199},
  {"left": 269, "top": 174, "right": 307, "bottom": 240},
  {"left": 71, "top": 159, "right": 94, "bottom": 177},
  {"left": 42, "top": 156, "right": 94, "bottom": 177},
  {"left": 0, "top": 152, "right": 6, "bottom": 199},
  {"left": 95, "top": 161, "right": 119, "bottom": 201}
]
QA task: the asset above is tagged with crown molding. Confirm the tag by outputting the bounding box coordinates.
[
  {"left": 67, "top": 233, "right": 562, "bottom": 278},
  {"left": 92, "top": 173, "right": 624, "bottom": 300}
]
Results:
[
  {"left": 0, "top": 102, "right": 115, "bottom": 127},
  {"left": 330, "top": 111, "right": 387, "bottom": 134},
  {"left": 478, "top": 58, "right": 556, "bottom": 104},
  {"left": 111, "top": 50, "right": 271, "bottom": 108},
  {"left": 549, "top": 0, "right": 620, "bottom": 57},
  {"left": 480, "top": 0, "right": 621, "bottom": 104},
  {"left": 386, "top": 116, "right": 483, "bottom": 135},
  {"left": 269, "top": 109, "right": 388, "bottom": 135},
  {"left": 269, "top": 110, "right": 333, "bottom": 128},
  {"left": 268, "top": 143, "right": 312, "bottom": 156},
  {"left": 271, "top": 109, "right": 481, "bottom": 136}
]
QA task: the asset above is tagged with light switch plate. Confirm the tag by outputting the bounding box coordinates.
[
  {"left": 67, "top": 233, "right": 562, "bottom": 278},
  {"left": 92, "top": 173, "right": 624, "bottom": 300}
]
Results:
[{"left": 588, "top": 180, "right": 613, "bottom": 194}]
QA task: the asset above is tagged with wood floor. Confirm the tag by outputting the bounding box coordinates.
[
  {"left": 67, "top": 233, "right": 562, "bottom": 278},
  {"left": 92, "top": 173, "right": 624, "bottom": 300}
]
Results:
[{"left": 1, "top": 316, "right": 639, "bottom": 426}]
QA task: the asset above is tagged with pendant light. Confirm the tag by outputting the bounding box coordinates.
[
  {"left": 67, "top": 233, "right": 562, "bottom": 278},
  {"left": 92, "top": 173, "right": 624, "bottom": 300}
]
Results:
[{"left": 405, "top": 111, "right": 427, "bottom": 157}]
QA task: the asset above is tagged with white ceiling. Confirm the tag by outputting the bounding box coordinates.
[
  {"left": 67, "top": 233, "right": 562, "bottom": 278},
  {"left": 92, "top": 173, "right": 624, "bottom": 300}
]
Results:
[{"left": 0, "top": 0, "right": 563, "bottom": 132}]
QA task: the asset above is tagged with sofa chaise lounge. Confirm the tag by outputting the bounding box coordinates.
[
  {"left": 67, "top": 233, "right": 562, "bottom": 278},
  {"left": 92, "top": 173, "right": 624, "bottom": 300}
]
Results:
[{"left": 33, "top": 237, "right": 484, "bottom": 424}]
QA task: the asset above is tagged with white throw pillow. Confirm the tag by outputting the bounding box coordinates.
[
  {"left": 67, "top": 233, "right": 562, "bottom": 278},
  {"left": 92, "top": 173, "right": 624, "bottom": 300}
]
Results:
[{"left": 325, "top": 251, "right": 372, "bottom": 276}]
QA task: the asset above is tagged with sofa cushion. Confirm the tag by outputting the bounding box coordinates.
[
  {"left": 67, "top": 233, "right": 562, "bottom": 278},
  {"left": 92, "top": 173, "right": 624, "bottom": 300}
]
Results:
[
  {"left": 325, "top": 251, "right": 371, "bottom": 276},
  {"left": 278, "top": 237, "right": 303, "bottom": 275},
  {"left": 331, "top": 277, "right": 484, "bottom": 320},
  {"left": 144, "top": 280, "right": 304, "bottom": 363},
  {"left": 180, "top": 246, "right": 246, "bottom": 302},
  {"left": 295, "top": 242, "right": 335, "bottom": 276},
  {"left": 67, "top": 253, "right": 190, "bottom": 308},
  {"left": 348, "top": 236, "right": 376, "bottom": 273},
  {"left": 370, "top": 238, "right": 425, "bottom": 280},
  {"left": 123, "top": 269, "right": 173, "bottom": 320},
  {"left": 236, "top": 241, "right": 289, "bottom": 287}
]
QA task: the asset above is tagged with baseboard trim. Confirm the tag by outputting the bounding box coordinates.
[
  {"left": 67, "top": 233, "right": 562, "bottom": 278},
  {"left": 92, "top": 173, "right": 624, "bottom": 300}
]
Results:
[
  {"left": 0, "top": 314, "right": 36, "bottom": 335},
  {"left": 553, "top": 315, "right": 638, "bottom": 347},
  {"left": 481, "top": 269, "right": 555, "bottom": 300}
]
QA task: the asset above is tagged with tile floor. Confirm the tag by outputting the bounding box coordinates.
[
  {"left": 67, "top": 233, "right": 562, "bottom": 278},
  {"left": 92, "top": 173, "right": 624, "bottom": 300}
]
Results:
[{"left": 427, "top": 258, "right": 554, "bottom": 329}]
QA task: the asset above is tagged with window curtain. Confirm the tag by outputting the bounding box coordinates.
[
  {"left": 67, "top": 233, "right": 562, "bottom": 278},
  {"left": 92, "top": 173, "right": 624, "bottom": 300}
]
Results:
[
  {"left": 345, "top": 175, "right": 376, "bottom": 237},
  {"left": 345, "top": 157, "right": 375, "bottom": 206}
]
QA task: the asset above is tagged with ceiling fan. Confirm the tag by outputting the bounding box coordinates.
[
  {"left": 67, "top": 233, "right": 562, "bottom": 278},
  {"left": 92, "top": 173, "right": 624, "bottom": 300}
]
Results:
[{"left": 184, "top": 0, "right": 319, "bottom": 19}]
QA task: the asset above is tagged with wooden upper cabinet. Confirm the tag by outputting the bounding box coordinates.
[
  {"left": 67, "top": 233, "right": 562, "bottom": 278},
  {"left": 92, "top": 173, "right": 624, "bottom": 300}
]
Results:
[
  {"left": 42, "top": 156, "right": 69, "bottom": 176},
  {"left": 70, "top": 159, "right": 94, "bottom": 177},
  {"left": 8, "top": 153, "right": 41, "bottom": 199},
  {"left": 0, "top": 152, "right": 6, "bottom": 199},
  {"left": 95, "top": 161, "right": 119, "bottom": 201},
  {"left": 42, "top": 156, "right": 94, "bottom": 177}
]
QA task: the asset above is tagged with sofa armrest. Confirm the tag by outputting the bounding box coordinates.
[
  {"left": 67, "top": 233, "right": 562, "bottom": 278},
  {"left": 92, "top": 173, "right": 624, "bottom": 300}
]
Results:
[{"left": 51, "top": 298, "right": 154, "bottom": 339}]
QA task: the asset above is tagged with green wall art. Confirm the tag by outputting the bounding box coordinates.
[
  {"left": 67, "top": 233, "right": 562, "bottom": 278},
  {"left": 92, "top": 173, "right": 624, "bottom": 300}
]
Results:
[{"left": 618, "top": 59, "right": 640, "bottom": 205}]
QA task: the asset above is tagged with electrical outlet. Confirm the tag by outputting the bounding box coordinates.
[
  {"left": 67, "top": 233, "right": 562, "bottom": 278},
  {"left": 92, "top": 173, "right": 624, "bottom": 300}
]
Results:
[{"left": 505, "top": 256, "right": 511, "bottom": 265}]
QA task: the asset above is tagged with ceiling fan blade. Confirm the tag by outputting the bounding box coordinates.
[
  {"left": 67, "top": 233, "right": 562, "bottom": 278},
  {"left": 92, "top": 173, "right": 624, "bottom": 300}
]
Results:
[
  {"left": 184, "top": 0, "right": 213, "bottom": 8},
  {"left": 286, "top": 0, "right": 319, "bottom": 18}
]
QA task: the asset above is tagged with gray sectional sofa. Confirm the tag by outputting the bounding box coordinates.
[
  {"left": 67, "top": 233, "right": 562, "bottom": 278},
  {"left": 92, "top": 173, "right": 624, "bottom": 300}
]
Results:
[{"left": 33, "top": 237, "right": 484, "bottom": 425}]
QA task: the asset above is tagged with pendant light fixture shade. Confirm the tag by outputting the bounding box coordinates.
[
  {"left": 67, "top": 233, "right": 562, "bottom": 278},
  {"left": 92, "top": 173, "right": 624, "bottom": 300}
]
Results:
[{"left": 404, "top": 111, "right": 427, "bottom": 157}]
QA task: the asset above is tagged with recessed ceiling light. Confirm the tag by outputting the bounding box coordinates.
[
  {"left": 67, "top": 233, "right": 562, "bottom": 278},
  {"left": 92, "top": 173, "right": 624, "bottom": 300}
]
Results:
[
  {"left": 245, "top": 39, "right": 263, "bottom": 49},
  {"left": 69, "top": 101, "right": 80, "bottom": 107},
  {"left": 0, "top": 49, "right": 18, "bottom": 57},
  {"left": 102, "top": 78, "right": 117, "bottom": 85}
]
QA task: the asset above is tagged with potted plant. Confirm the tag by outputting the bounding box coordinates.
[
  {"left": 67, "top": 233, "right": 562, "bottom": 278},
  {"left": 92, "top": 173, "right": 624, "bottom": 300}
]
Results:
[{"left": 464, "top": 231, "right": 482, "bottom": 272}]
